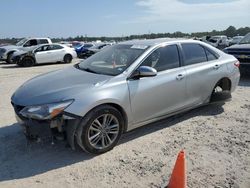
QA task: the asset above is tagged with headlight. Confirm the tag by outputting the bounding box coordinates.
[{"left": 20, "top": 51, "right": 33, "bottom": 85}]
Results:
[{"left": 20, "top": 100, "right": 73, "bottom": 120}]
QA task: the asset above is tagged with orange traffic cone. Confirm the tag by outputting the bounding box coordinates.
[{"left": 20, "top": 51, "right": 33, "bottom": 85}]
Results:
[{"left": 168, "top": 150, "right": 187, "bottom": 188}]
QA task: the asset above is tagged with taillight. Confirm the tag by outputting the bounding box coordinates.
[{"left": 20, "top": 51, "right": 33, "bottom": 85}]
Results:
[{"left": 234, "top": 61, "right": 240, "bottom": 68}]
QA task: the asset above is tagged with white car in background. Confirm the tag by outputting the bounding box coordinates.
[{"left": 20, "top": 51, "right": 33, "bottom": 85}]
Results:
[
  {"left": 12, "top": 44, "right": 77, "bottom": 67},
  {"left": 0, "top": 37, "right": 52, "bottom": 63},
  {"left": 207, "top": 35, "right": 229, "bottom": 49}
]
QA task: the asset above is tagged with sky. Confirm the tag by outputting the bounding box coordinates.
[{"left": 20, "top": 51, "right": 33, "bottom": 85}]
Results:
[{"left": 0, "top": 0, "right": 249, "bottom": 38}]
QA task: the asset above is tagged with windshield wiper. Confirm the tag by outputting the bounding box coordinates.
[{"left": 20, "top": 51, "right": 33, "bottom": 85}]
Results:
[
  {"left": 76, "top": 65, "right": 100, "bottom": 74},
  {"left": 83, "top": 68, "right": 99, "bottom": 74}
]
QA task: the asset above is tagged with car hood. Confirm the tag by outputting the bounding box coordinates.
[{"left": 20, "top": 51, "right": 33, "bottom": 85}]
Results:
[
  {"left": 226, "top": 44, "right": 250, "bottom": 50},
  {"left": 11, "top": 65, "right": 112, "bottom": 106},
  {"left": 0, "top": 45, "right": 21, "bottom": 50}
]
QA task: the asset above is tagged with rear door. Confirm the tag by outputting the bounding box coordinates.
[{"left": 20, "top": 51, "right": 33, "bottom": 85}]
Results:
[
  {"left": 128, "top": 44, "right": 189, "bottom": 124},
  {"left": 180, "top": 43, "right": 225, "bottom": 105},
  {"left": 48, "top": 44, "right": 65, "bottom": 62}
]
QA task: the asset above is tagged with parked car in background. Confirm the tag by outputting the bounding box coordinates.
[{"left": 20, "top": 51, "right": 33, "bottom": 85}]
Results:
[
  {"left": 79, "top": 43, "right": 111, "bottom": 59},
  {"left": 74, "top": 43, "right": 93, "bottom": 57},
  {"left": 0, "top": 38, "right": 52, "bottom": 63},
  {"left": 12, "top": 43, "right": 77, "bottom": 67},
  {"left": 59, "top": 41, "right": 73, "bottom": 48},
  {"left": 11, "top": 38, "right": 240, "bottom": 154},
  {"left": 228, "top": 36, "right": 244, "bottom": 46},
  {"left": 224, "top": 33, "right": 250, "bottom": 72},
  {"left": 207, "top": 35, "right": 229, "bottom": 49}
]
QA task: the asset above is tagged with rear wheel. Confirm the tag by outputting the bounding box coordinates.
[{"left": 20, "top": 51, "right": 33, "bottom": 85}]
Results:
[
  {"left": 210, "top": 79, "right": 231, "bottom": 103},
  {"left": 76, "top": 105, "right": 124, "bottom": 154},
  {"left": 64, "top": 54, "right": 72, "bottom": 63},
  {"left": 18, "top": 56, "right": 35, "bottom": 67}
]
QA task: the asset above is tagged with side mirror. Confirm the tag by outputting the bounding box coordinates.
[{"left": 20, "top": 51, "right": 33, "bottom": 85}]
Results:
[{"left": 130, "top": 66, "right": 157, "bottom": 79}]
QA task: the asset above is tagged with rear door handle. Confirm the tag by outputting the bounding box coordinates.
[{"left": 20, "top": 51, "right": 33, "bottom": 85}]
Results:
[
  {"left": 176, "top": 74, "right": 185, "bottom": 80},
  {"left": 213, "top": 64, "right": 220, "bottom": 70}
]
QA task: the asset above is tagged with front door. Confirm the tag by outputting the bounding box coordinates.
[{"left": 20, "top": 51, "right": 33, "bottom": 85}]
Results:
[{"left": 128, "top": 44, "right": 188, "bottom": 124}]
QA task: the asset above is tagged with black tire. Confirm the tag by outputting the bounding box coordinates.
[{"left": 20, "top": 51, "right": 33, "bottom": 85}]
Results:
[
  {"left": 6, "top": 52, "right": 14, "bottom": 64},
  {"left": 76, "top": 105, "right": 124, "bottom": 154},
  {"left": 64, "top": 54, "right": 72, "bottom": 63},
  {"left": 18, "top": 56, "right": 35, "bottom": 67}
]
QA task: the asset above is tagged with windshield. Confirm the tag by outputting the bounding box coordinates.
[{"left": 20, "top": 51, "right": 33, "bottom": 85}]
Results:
[
  {"left": 239, "top": 33, "right": 250, "bottom": 44},
  {"left": 78, "top": 44, "right": 148, "bottom": 76},
  {"left": 16, "top": 38, "right": 27, "bottom": 46}
]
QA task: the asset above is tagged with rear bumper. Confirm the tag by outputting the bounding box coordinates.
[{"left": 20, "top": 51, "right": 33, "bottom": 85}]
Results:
[{"left": 230, "top": 69, "right": 240, "bottom": 92}]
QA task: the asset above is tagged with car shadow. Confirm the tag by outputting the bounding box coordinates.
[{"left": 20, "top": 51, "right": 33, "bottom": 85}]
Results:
[
  {"left": 0, "top": 103, "right": 224, "bottom": 182},
  {"left": 120, "top": 103, "right": 225, "bottom": 144},
  {"left": 0, "top": 123, "right": 94, "bottom": 182}
]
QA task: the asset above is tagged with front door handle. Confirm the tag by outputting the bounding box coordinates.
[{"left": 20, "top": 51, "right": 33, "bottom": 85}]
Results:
[
  {"left": 213, "top": 64, "right": 220, "bottom": 70},
  {"left": 176, "top": 74, "right": 185, "bottom": 80}
]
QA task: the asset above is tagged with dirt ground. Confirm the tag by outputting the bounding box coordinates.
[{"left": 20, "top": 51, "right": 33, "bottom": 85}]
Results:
[{"left": 0, "top": 60, "right": 249, "bottom": 188}]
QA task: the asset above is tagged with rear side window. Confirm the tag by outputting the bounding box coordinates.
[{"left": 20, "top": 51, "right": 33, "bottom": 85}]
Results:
[
  {"left": 182, "top": 43, "right": 207, "bottom": 65},
  {"left": 205, "top": 48, "right": 218, "bottom": 61},
  {"left": 141, "top": 45, "right": 180, "bottom": 72},
  {"left": 38, "top": 39, "right": 49, "bottom": 44},
  {"left": 49, "top": 45, "right": 64, "bottom": 50}
]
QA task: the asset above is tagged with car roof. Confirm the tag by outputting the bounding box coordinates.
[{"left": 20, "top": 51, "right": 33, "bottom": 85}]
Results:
[{"left": 119, "top": 38, "right": 190, "bottom": 47}]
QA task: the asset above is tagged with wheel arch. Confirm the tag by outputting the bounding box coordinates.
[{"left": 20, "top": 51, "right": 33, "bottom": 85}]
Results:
[
  {"left": 88, "top": 103, "right": 128, "bottom": 133},
  {"left": 214, "top": 77, "right": 232, "bottom": 91}
]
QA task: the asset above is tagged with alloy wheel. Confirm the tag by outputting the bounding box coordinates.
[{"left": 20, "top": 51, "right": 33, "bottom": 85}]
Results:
[{"left": 88, "top": 114, "right": 119, "bottom": 150}]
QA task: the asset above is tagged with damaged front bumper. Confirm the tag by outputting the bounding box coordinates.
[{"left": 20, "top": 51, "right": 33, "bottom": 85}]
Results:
[{"left": 13, "top": 104, "right": 81, "bottom": 149}]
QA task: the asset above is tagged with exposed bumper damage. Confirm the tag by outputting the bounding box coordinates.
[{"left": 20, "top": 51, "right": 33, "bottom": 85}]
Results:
[{"left": 13, "top": 103, "right": 81, "bottom": 149}]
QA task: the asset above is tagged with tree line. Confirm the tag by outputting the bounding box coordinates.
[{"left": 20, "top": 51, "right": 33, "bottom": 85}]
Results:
[{"left": 1, "top": 26, "right": 249, "bottom": 44}]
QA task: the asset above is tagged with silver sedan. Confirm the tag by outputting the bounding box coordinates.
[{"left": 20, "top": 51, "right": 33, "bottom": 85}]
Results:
[{"left": 11, "top": 38, "right": 240, "bottom": 154}]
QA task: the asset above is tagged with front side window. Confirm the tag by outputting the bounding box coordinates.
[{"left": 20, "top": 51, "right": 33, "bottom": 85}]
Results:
[
  {"left": 182, "top": 43, "right": 207, "bottom": 65},
  {"left": 78, "top": 44, "right": 148, "bottom": 76},
  {"left": 35, "top": 45, "right": 50, "bottom": 52},
  {"left": 140, "top": 45, "right": 180, "bottom": 72},
  {"left": 24, "top": 39, "right": 38, "bottom": 47}
]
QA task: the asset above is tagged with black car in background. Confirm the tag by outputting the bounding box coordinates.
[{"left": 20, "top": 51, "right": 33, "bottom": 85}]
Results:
[{"left": 224, "top": 33, "right": 250, "bottom": 73}]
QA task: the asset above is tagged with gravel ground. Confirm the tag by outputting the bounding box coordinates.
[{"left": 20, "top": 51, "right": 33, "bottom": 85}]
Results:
[{"left": 0, "top": 60, "right": 249, "bottom": 188}]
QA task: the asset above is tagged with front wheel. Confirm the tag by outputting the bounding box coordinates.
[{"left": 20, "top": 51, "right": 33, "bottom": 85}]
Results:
[
  {"left": 76, "top": 105, "right": 124, "bottom": 154},
  {"left": 18, "top": 56, "right": 35, "bottom": 67},
  {"left": 6, "top": 52, "right": 14, "bottom": 64}
]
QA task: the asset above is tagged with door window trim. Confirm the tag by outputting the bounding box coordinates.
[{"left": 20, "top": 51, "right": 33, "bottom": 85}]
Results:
[{"left": 128, "top": 43, "right": 182, "bottom": 79}]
